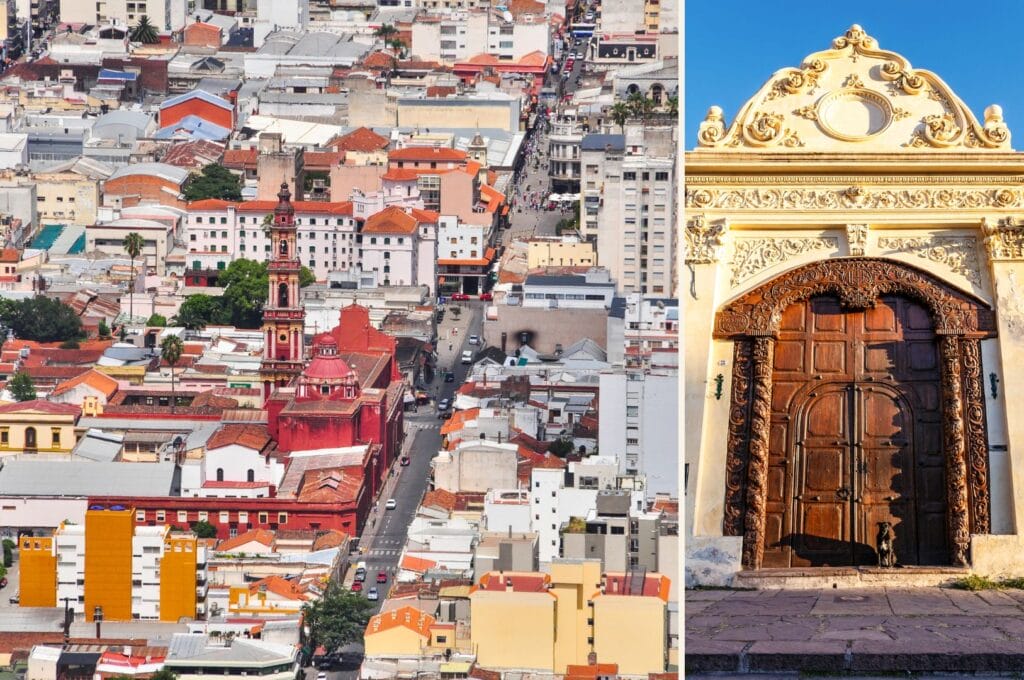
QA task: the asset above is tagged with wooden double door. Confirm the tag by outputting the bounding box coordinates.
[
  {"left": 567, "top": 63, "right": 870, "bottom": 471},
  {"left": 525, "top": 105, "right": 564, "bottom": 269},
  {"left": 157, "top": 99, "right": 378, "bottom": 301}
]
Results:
[{"left": 763, "top": 294, "right": 949, "bottom": 567}]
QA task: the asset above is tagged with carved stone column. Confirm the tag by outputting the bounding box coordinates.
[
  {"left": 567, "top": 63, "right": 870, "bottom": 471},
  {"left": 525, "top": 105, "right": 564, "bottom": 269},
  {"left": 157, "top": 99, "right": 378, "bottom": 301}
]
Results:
[
  {"left": 742, "top": 336, "right": 776, "bottom": 570},
  {"left": 939, "top": 335, "right": 971, "bottom": 566},
  {"left": 960, "top": 338, "right": 991, "bottom": 534},
  {"left": 723, "top": 340, "right": 754, "bottom": 537}
]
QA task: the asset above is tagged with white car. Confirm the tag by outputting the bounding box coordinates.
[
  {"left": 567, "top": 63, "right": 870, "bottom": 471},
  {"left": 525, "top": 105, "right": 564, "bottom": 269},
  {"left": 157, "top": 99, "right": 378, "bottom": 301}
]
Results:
[
  {"left": 317, "top": 673, "right": 327, "bottom": 680},
  {"left": 461, "top": 350, "right": 474, "bottom": 364},
  {"left": 367, "top": 587, "right": 379, "bottom": 601},
  {"left": 468, "top": 334, "right": 480, "bottom": 346},
  {"left": 385, "top": 499, "right": 397, "bottom": 510}
]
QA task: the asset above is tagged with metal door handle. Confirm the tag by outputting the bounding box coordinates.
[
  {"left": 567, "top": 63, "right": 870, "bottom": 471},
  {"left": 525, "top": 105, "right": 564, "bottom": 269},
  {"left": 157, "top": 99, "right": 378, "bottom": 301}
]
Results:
[
  {"left": 885, "top": 496, "right": 896, "bottom": 501},
  {"left": 836, "top": 487, "right": 851, "bottom": 501},
  {"left": 811, "top": 495, "right": 820, "bottom": 501}
]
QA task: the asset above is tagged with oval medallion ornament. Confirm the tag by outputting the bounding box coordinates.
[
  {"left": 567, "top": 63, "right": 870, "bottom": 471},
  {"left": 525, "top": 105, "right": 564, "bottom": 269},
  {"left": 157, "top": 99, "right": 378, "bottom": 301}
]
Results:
[{"left": 815, "top": 88, "right": 894, "bottom": 142}]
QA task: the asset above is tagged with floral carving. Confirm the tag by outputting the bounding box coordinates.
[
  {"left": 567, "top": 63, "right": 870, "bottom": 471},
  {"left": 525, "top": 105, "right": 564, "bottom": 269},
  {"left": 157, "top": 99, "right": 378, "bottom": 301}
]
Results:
[
  {"left": 939, "top": 335, "right": 971, "bottom": 568},
  {"left": 741, "top": 336, "right": 774, "bottom": 571},
  {"left": 715, "top": 258, "right": 997, "bottom": 339},
  {"left": 731, "top": 237, "right": 838, "bottom": 286},
  {"left": 877, "top": 236, "right": 981, "bottom": 285},
  {"left": 961, "top": 338, "right": 991, "bottom": 535},
  {"left": 983, "top": 217, "right": 1024, "bottom": 261},
  {"left": 832, "top": 24, "right": 876, "bottom": 50},
  {"left": 685, "top": 187, "right": 1023, "bottom": 211},
  {"left": 794, "top": 105, "right": 817, "bottom": 120},
  {"left": 767, "top": 59, "right": 827, "bottom": 100},
  {"left": 844, "top": 74, "right": 864, "bottom": 88},
  {"left": 685, "top": 214, "right": 725, "bottom": 264},
  {"left": 697, "top": 106, "right": 727, "bottom": 147},
  {"left": 880, "top": 59, "right": 926, "bottom": 95},
  {"left": 723, "top": 340, "right": 753, "bottom": 538},
  {"left": 847, "top": 224, "right": 868, "bottom": 256},
  {"left": 746, "top": 112, "right": 784, "bottom": 143},
  {"left": 922, "top": 113, "right": 963, "bottom": 147}
]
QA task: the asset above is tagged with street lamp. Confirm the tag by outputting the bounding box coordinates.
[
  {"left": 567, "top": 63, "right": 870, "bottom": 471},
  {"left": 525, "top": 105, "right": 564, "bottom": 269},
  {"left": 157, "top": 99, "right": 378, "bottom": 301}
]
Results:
[{"left": 93, "top": 605, "right": 103, "bottom": 639}]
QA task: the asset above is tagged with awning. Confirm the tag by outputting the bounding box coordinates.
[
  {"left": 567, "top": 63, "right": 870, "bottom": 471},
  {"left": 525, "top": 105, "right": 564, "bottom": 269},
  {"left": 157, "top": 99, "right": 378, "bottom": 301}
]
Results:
[{"left": 440, "top": 662, "right": 472, "bottom": 674}]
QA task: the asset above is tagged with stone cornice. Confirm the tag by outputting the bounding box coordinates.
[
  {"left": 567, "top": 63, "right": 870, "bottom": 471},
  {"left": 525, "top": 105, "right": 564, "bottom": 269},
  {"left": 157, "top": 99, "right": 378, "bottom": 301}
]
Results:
[{"left": 685, "top": 151, "right": 1024, "bottom": 174}]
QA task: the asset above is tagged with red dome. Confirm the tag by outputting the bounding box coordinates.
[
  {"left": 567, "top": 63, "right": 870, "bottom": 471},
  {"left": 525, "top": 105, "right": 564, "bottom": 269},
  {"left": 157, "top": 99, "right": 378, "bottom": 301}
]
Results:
[{"left": 304, "top": 335, "right": 354, "bottom": 381}]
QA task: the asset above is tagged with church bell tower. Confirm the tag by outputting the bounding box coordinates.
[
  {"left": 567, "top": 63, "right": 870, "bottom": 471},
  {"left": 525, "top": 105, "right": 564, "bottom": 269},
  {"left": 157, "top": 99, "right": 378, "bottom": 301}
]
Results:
[{"left": 260, "top": 183, "right": 305, "bottom": 401}]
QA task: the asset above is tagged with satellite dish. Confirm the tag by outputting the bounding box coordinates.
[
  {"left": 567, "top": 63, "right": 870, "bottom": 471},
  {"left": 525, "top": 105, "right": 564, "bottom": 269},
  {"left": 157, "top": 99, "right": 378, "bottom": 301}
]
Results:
[{"left": 502, "top": 10, "right": 513, "bottom": 23}]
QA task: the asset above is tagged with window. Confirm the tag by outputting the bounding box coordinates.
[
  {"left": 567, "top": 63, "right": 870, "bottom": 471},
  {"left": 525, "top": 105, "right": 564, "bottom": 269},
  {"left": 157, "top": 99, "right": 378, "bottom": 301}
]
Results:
[
  {"left": 136, "top": 510, "right": 146, "bottom": 521},
  {"left": 436, "top": 635, "right": 447, "bottom": 644},
  {"left": 623, "top": 172, "right": 636, "bottom": 181},
  {"left": 156, "top": 511, "right": 165, "bottom": 522},
  {"left": 0, "top": 428, "right": 8, "bottom": 446},
  {"left": 24, "top": 427, "right": 36, "bottom": 449},
  {"left": 278, "top": 512, "right": 288, "bottom": 524},
  {"left": 239, "top": 511, "right": 249, "bottom": 524},
  {"left": 219, "top": 512, "right": 229, "bottom": 523},
  {"left": 196, "top": 216, "right": 203, "bottom": 223},
  {"left": 178, "top": 511, "right": 188, "bottom": 522},
  {"left": 258, "top": 512, "right": 268, "bottom": 523},
  {"left": 216, "top": 468, "right": 224, "bottom": 482},
  {"left": 247, "top": 469, "right": 255, "bottom": 482},
  {"left": 198, "top": 511, "right": 208, "bottom": 521},
  {"left": 655, "top": 171, "right": 669, "bottom": 181}
]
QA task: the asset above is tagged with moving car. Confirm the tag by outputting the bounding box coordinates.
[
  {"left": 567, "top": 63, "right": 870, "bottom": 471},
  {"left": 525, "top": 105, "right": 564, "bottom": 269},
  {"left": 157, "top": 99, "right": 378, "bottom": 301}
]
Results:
[
  {"left": 366, "top": 587, "right": 379, "bottom": 601},
  {"left": 351, "top": 581, "right": 362, "bottom": 592},
  {"left": 438, "top": 409, "right": 453, "bottom": 420},
  {"left": 317, "top": 672, "right": 327, "bottom": 680},
  {"left": 377, "top": 571, "right": 388, "bottom": 583},
  {"left": 400, "top": 456, "right": 410, "bottom": 466},
  {"left": 438, "top": 398, "right": 451, "bottom": 411},
  {"left": 354, "top": 568, "right": 366, "bottom": 582},
  {"left": 451, "top": 293, "right": 470, "bottom": 301},
  {"left": 385, "top": 498, "right": 397, "bottom": 510},
  {"left": 444, "top": 372, "right": 455, "bottom": 383},
  {"left": 461, "top": 349, "right": 474, "bottom": 364},
  {"left": 468, "top": 335, "right": 480, "bottom": 346}
]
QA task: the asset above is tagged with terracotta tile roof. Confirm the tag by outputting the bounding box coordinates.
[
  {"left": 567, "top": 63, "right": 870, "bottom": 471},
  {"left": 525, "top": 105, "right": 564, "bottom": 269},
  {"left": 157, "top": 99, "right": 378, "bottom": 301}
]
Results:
[
  {"left": 596, "top": 574, "right": 672, "bottom": 602},
  {"left": 388, "top": 147, "right": 467, "bottom": 162},
  {"left": 480, "top": 184, "right": 506, "bottom": 212},
  {"left": 50, "top": 369, "right": 120, "bottom": 399},
  {"left": 207, "top": 424, "right": 271, "bottom": 451},
  {"left": 507, "top": 0, "right": 545, "bottom": 16},
  {"left": 361, "top": 51, "right": 396, "bottom": 69},
  {"left": 312, "top": 529, "right": 347, "bottom": 551},
  {"left": 440, "top": 407, "right": 479, "bottom": 436},
  {"left": 651, "top": 498, "right": 679, "bottom": 514},
  {"left": 250, "top": 575, "right": 310, "bottom": 601},
  {"left": 187, "top": 198, "right": 353, "bottom": 214},
  {"left": 162, "top": 140, "right": 225, "bottom": 168},
  {"left": 365, "top": 605, "right": 434, "bottom": 638},
  {"left": 380, "top": 168, "right": 419, "bottom": 182},
  {"left": 190, "top": 390, "right": 239, "bottom": 409},
  {"left": 425, "top": 85, "right": 456, "bottom": 98},
  {"left": 222, "top": 148, "right": 257, "bottom": 168},
  {"left": 0, "top": 248, "right": 19, "bottom": 263},
  {"left": 297, "top": 468, "right": 362, "bottom": 503},
  {"left": 408, "top": 207, "right": 439, "bottom": 223},
  {"left": 469, "top": 667, "right": 501, "bottom": 680},
  {"left": 397, "top": 59, "right": 443, "bottom": 71},
  {"left": 399, "top": 554, "right": 437, "bottom": 574},
  {"left": 216, "top": 529, "right": 276, "bottom": 552},
  {"left": 474, "top": 571, "right": 551, "bottom": 594},
  {"left": 329, "top": 127, "right": 389, "bottom": 153},
  {"left": 0, "top": 399, "right": 81, "bottom": 415},
  {"left": 361, "top": 206, "right": 419, "bottom": 235},
  {"left": 565, "top": 663, "right": 619, "bottom": 679},
  {"left": 303, "top": 151, "right": 344, "bottom": 170},
  {"left": 19, "top": 365, "right": 91, "bottom": 381},
  {"left": 421, "top": 488, "right": 457, "bottom": 512}
]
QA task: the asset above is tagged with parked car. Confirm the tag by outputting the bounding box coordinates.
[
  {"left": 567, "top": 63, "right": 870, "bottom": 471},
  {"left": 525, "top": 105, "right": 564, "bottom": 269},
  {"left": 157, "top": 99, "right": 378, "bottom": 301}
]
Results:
[
  {"left": 317, "top": 672, "right": 327, "bottom": 680},
  {"left": 438, "top": 398, "right": 451, "bottom": 411},
  {"left": 400, "top": 456, "right": 410, "bottom": 466},
  {"left": 377, "top": 571, "right": 388, "bottom": 584},
  {"left": 366, "top": 587, "right": 379, "bottom": 601},
  {"left": 415, "top": 390, "right": 430, "bottom": 404},
  {"left": 451, "top": 293, "right": 470, "bottom": 301},
  {"left": 479, "top": 292, "right": 493, "bottom": 301},
  {"left": 385, "top": 498, "right": 397, "bottom": 510},
  {"left": 461, "top": 349, "right": 474, "bottom": 364},
  {"left": 351, "top": 581, "right": 362, "bottom": 592},
  {"left": 444, "top": 372, "right": 455, "bottom": 383},
  {"left": 438, "top": 409, "right": 453, "bottom": 420}
]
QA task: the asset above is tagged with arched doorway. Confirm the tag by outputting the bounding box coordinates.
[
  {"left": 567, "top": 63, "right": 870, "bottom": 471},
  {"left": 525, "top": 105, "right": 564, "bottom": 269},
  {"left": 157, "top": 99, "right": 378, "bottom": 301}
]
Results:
[{"left": 715, "top": 258, "right": 996, "bottom": 570}]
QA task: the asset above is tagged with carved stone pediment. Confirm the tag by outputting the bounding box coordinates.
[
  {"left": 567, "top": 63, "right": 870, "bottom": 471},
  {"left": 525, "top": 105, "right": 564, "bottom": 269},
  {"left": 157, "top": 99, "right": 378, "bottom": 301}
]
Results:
[
  {"left": 695, "top": 25, "right": 1011, "bottom": 152},
  {"left": 983, "top": 217, "right": 1024, "bottom": 261}
]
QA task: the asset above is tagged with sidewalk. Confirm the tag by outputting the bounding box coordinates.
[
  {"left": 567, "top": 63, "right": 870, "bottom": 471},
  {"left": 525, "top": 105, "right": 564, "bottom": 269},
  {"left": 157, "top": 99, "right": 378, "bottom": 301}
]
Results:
[{"left": 686, "top": 587, "right": 1024, "bottom": 674}]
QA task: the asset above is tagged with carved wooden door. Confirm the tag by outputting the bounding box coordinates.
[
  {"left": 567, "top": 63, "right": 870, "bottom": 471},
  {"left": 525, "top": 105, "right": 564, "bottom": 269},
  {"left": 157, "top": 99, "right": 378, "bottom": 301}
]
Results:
[{"left": 765, "top": 295, "right": 947, "bottom": 568}]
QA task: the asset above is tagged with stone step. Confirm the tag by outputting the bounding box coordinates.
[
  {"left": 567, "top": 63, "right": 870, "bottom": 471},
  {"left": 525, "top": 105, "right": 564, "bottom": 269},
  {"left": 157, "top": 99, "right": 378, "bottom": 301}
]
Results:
[{"left": 734, "top": 566, "right": 969, "bottom": 590}]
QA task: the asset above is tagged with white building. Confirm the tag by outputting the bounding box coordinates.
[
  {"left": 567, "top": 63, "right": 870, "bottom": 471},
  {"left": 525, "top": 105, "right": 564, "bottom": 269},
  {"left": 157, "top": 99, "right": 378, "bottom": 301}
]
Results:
[
  {"left": 58, "top": 0, "right": 184, "bottom": 31},
  {"left": 598, "top": 368, "right": 677, "bottom": 498},
  {"left": 432, "top": 439, "right": 519, "bottom": 494},
  {"left": 0, "top": 133, "right": 28, "bottom": 170},
  {"left": 521, "top": 269, "right": 617, "bottom": 309},
  {"left": 359, "top": 206, "right": 438, "bottom": 290},
  {"left": 180, "top": 425, "right": 285, "bottom": 499},
  {"left": 410, "top": 8, "right": 549, "bottom": 64},
  {"left": 483, "top": 488, "right": 531, "bottom": 533},
  {"left": 437, "top": 215, "right": 490, "bottom": 264},
  {"left": 164, "top": 634, "right": 300, "bottom": 680},
  {"left": 582, "top": 123, "right": 677, "bottom": 297}
]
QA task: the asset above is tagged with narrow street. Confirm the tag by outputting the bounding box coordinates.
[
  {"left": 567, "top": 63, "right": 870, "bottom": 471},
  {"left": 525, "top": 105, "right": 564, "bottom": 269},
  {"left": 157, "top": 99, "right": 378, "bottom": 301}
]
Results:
[{"left": 334, "top": 304, "right": 484, "bottom": 679}]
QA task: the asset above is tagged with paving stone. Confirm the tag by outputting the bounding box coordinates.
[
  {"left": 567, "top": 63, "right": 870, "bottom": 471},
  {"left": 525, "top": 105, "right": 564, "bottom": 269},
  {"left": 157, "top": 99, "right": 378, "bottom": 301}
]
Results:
[
  {"left": 746, "top": 640, "right": 849, "bottom": 672},
  {"left": 814, "top": 628, "right": 892, "bottom": 641},
  {"left": 850, "top": 639, "right": 1024, "bottom": 672},
  {"left": 934, "top": 625, "right": 1011, "bottom": 641},
  {"left": 687, "top": 588, "right": 736, "bottom": 601},
  {"left": 682, "top": 639, "right": 747, "bottom": 673},
  {"left": 976, "top": 589, "right": 1022, "bottom": 606}
]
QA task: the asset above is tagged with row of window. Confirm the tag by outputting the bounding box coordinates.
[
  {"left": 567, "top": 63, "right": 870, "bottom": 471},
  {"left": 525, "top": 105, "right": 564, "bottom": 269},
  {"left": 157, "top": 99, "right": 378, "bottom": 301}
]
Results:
[
  {"left": 136, "top": 509, "right": 288, "bottom": 525},
  {"left": 0, "top": 426, "right": 61, "bottom": 448},
  {"left": 193, "top": 215, "right": 351, "bottom": 227},
  {"left": 623, "top": 171, "right": 671, "bottom": 182}
]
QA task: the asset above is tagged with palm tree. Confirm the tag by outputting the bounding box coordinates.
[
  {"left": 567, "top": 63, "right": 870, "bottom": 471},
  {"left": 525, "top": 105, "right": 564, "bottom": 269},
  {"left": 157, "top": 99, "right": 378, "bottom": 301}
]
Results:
[
  {"left": 610, "top": 101, "right": 631, "bottom": 133},
  {"left": 666, "top": 95, "right": 678, "bottom": 116},
  {"left": 388, "top": 38, "right": 406, "bottom": 58},
  {"left": 122, "top": 232, "right": 144, "bottom": 325},
  {"left": 374, "top": 23, "right": 398, "bottom": 42},
  {"left": 161, "top": 335, "right": 184, "bottom": 414},
  {"left": 627, "top": 92, "right": 655, "bottom": 123},
  {"left": 130, "top": 15, "right": 159, "bottom": 44}
]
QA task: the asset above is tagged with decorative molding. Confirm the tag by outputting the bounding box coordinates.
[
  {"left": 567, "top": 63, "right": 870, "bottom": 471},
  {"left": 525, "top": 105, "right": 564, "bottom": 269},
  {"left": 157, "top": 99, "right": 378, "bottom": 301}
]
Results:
[
  {"left": 684, "top": 214, "right": 726, "bottom": 264},
  {"left": 741, "top": 336, "right": 774, "bottom": 571},
  {"left": 847, "top": 224, "right": 868, "bottom": 256},
  {"left": 730, "top": 237, "right": 838, "bottom": 286},
  {"left": 961, "top": 338, "right": 991, "bottom": 535},
  {"left": 983, "top": 217, "right": 1024, "bottom": 261},
  {"left": 939, "top": 335, "right": 971, "bottom": 568},
  {"left": 715, "top": 258, "right": 997, "bottom": 339},
  {"left": 877, "top": 236, "right": 981, "bottom": 285},
  {"left": 686, "top": 187, "right": 1023, "bottom": 211},
  {"left": 686, "top": 175, "right": 1024, "bottom": 187},
  {"left": 723, "top": 340, "right": 753, "bottom": 538}
]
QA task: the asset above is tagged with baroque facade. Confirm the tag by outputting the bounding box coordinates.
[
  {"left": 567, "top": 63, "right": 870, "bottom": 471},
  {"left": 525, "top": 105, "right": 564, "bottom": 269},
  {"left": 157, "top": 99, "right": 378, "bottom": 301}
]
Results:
[{"left": 685, "top": 25, "right": 1024, "bottom": 584}]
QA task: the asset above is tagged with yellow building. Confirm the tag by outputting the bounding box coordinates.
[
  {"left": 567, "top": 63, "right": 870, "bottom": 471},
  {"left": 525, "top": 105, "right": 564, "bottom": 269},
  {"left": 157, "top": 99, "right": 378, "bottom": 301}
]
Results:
[
  {"left": 0, "top": 400, "right": 81, "bottom": 456},
  {"left": 228, "top": 576, "right": 310, "bottom": 616},
  {"left": 469, "top": 563, "right": 670, "bottom": 675},
  {"left": 18, "top": 536, "right": 57, "bottom": 608},
  {"left": 30, "top": 170, "right": 103, "bottom": 226},
  {"left": 364, "top": 606, "right": 436, "bottom": 657},
  {"left": 526, "top": 238, "right": 598, "bottom": 269},
  {"left": 19, "top": 507, "right": 206, "bottom": 622}
]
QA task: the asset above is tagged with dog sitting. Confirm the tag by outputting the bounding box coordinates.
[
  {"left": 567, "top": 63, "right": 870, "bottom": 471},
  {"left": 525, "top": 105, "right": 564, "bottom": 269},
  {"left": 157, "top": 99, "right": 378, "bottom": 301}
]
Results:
[{"left": 877, "top": 521, "right": 896, "bottom": 568}]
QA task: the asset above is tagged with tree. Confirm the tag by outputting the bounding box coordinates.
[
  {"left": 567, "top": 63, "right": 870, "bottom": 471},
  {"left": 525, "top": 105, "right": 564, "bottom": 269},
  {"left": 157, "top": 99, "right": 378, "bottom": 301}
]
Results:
[
  {"left": 183, "top": 164, "right": 243, "bottom": 202},
  {"left": 60, "top": 339, "right": 80, "bottom": 350},
  {"left": 666, "top": 95, "right": 678, "bottom": 116},
  {"left": 0, "top": 297, "right": 83, "bottom": 343},
  {"left": 627, "top": 92, "right": 654, "bottom": 122},
  {"left": 147, "top": 314, "right": 167, "bottom": 327},
  {"left": 8, "top": 372, "right": 36, "bottom": 402},
  {"left": 610, "top": 101, "right": 631, "bottom": 133},
  {"left": 373, "top": 23, "right": 398, "bottom": 41},
  {"left": 161, "top": 335, "right": 184, "bottom": 414},
  {"left": 191, "top": 520, "right": 218, "bottom": 539},
  {"left": 547, "top": 437, "right": 575, "bottom": 458},
  {"left": 130, "top": 15, "right": 159, "bottom": 44},
  {"left": 173, "top": 294, "right": 225, "bottom": 330},
  {"left": 302, "top": 582, "right": 375, "bottom": 653},
  {"left": 388, "top": 37, "right": 406, "bottom": 57},
  {"left": 123, "top": 232, "right": 145, "bottom": 324},
  {"left": 149, "top": 670, "right": 178, "bottom": 680},
  {"left": 299, "top": 266, "right": 316, "bottom": 288},
  {"left": 98, "top": 319, "right": 111, "bottom": 339},
  {"left": 218, "top": 259, "right": 268, "bottom": 328}
]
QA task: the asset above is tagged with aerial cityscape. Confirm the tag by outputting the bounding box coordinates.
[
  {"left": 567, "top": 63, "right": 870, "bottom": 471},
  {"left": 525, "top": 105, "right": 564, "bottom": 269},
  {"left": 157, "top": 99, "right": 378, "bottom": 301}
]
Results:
[{"left": 0, "top": 0, "right": 679, "bottom": 679}]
